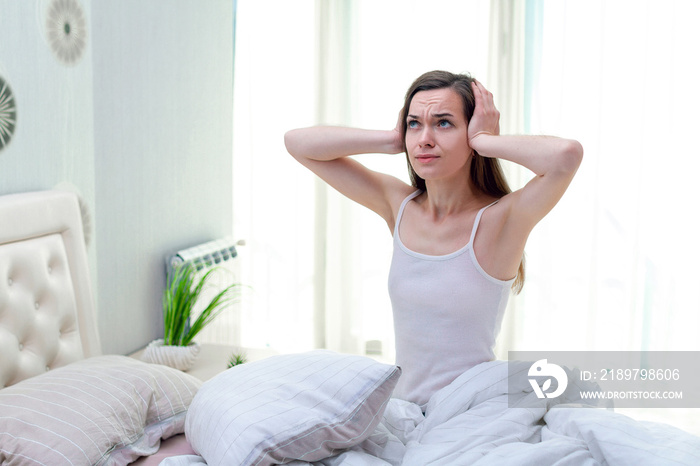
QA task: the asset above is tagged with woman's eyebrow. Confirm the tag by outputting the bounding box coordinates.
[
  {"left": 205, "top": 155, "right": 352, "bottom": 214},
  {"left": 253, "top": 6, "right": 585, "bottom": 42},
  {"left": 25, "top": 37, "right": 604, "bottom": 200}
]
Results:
[{"left": 407, "top": 112, "right": 455, "bottom": 120}]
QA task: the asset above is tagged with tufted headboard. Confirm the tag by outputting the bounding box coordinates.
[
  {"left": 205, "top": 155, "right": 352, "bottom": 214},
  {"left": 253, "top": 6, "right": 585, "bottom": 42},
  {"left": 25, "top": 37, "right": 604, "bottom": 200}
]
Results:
[{"left": 0, "top": 190, "right": 102, "bottom": 388}]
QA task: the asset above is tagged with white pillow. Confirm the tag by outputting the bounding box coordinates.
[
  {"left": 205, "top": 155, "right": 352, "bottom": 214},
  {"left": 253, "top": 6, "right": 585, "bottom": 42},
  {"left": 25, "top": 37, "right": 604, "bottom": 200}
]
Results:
[
  {"left": 185, "top": 350, "right": 401, "bottom": 466},
  {"left": 0, "top": 355, "right": 201, "bottom": 465}
]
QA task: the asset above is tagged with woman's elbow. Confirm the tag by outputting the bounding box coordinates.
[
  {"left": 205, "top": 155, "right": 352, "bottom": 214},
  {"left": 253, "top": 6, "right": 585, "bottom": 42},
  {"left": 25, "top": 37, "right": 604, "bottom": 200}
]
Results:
[
  {"left": 560, "top": 139, "right": 583, "bottom": 174},
  {"left": 284, "top": 130, "right": 299, "bottom": 157},
  {"left": 285, "top": 129, "right": 313, "bottom": 163}
]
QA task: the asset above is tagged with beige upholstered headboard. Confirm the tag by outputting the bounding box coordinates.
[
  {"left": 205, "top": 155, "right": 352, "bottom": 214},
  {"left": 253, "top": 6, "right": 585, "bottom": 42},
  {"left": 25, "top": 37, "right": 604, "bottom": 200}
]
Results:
[{"left": 0, "top": 190, "right": 101, "bottom": 388}]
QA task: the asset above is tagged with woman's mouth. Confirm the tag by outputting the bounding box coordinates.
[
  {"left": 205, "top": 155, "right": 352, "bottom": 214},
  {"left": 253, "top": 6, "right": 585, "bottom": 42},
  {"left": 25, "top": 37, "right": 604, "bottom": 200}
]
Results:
[{"left": 415, "top": 154, "right": 439, "bottom": 164}]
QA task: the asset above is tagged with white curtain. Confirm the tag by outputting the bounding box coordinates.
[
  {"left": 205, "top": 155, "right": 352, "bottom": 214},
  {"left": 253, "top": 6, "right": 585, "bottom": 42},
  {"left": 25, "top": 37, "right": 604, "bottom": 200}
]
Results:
[
  {"left": 499, "top": 0, "right": 700, "bottom": 353},
  {"left": 231, "top": 0, "right": 318, "bottom": 352},
  {"left": 495, "top": 0, "right": 700, "bottom": 434}
]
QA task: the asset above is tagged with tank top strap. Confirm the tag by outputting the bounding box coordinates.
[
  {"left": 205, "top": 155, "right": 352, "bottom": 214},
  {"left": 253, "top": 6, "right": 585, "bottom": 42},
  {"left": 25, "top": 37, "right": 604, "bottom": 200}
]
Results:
[
  {"left": 469, "top": 200, "right": 499, "bottom": 245},
  {"left": 393, "top": 190, "right": 423, "bottom": 237}
]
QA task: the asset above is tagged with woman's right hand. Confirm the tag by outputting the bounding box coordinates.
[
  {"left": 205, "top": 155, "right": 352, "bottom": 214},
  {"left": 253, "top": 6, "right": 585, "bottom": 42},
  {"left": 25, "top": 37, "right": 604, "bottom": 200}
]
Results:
[{"left": 390, "top": 110, "right": 405, "bottom": 154}]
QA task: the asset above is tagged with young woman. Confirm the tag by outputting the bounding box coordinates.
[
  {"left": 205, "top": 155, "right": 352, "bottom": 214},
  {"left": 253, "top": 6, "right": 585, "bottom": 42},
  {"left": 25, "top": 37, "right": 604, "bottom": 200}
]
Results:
[{"left": 284, "top": 70, "right": 583, "bottom": 409}]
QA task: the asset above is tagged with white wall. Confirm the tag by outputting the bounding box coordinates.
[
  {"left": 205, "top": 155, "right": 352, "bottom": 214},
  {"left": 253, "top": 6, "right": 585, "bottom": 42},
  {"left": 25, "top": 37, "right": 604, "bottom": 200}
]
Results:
[{"left": 0, "top": 0, "right": 234, "bottom": 355}]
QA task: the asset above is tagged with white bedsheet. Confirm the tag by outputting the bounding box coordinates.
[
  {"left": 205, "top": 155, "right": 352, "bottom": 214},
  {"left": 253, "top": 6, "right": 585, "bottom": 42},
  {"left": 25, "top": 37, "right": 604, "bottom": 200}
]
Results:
[{"left": 163, "top": 360, "right": 700, "bottom": 466}]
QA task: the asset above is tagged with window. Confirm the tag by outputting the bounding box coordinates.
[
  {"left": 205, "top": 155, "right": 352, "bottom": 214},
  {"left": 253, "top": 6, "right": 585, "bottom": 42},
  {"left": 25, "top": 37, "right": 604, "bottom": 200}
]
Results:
[{"left": 232, "top": 0, "right": 317, "bottom": 352}]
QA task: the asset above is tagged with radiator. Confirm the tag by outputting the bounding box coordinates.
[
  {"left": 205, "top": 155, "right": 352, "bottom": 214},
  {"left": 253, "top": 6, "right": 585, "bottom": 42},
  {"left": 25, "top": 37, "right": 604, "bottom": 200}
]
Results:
[{"left": 167, "top": 237, "right": 243, "bottom": 346}]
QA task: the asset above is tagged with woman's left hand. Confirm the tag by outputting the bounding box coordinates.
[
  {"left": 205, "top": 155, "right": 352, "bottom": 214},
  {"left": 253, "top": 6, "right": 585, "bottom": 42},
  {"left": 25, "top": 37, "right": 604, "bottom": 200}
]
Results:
[{"left": 468, "top": 80, "right": 500, "bottom": 144}]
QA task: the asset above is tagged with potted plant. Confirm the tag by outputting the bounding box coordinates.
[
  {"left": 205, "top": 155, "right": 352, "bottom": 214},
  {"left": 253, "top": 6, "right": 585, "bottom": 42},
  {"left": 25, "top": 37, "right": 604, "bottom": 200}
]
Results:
[{"left": 142, "top": 261, "right": 242, "bottom": 370}]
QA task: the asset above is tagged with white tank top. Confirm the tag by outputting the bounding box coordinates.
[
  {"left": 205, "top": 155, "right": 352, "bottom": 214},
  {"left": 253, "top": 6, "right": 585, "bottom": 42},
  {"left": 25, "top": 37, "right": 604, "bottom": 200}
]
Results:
[{"left": 388, "top": 190, "right": 514, "bottom": 408}]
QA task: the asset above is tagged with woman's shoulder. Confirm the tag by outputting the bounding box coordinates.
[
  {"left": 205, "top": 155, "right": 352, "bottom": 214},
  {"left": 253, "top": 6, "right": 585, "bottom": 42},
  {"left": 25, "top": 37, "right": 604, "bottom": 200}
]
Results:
[
  {"left": 474, "top": 192, "right": 513, "bottom": 229},
  {"left": 477, "top": 189, "right": 539, "bottom": 249},
  {"left": 389, "top": 183, "right": 420, "bottom": 207},
  {"left": 385, "top": 183, "right": 419, "bottom": 232}
]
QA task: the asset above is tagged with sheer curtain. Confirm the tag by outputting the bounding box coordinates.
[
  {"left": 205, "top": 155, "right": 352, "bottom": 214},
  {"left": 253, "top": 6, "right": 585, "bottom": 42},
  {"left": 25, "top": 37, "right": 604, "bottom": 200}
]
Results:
[
  {"left": 232, "top": 0, "right": 318, "bottom": 352},
  {"left": 499, "top": 0, "right": 700, "bottom": 353},
  {"left": 497, "top": 0, "right": 700, "bottom": 434}
]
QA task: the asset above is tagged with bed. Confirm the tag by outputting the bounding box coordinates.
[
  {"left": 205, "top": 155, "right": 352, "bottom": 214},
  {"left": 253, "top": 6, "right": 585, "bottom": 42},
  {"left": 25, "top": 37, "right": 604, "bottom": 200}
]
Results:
[
  {"left": 1, "top": 190, "right": 700, "bottom": 466},
  {"left": 0, "top": 190, "right": 204, "bottom": 465}
]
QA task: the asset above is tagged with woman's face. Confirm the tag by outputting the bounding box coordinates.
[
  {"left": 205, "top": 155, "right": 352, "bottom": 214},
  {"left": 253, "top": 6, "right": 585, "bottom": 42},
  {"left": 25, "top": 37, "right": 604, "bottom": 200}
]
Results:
[{"left": 405, "top": 87, "right": 471, "bottom": 184}]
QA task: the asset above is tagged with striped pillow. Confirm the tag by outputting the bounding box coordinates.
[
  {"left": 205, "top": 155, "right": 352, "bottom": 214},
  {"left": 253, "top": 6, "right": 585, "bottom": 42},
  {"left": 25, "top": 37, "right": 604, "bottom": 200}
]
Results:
[
  {"left": 0, "top": 355, "right": 201, "bottom": 465},
  {"left": 185, "top": 350, "right": 401, "bottom": 466}
]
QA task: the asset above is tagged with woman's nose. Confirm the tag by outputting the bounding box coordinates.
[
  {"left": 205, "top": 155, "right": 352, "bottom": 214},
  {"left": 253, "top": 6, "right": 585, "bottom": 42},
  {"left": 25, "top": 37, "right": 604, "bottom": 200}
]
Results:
[{"left": 418, "top": 127, "right": 434, "bottom": 147}]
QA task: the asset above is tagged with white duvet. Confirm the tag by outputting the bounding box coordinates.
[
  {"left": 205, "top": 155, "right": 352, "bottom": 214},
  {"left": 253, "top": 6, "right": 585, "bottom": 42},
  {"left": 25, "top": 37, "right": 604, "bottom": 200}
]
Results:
[{"left": 163, "top": 360, "right": 700, "bottom": 466}]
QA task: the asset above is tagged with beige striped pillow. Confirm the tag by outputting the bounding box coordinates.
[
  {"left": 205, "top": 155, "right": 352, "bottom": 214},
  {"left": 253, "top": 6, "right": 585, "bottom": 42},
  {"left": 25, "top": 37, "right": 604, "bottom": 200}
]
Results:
[{"left": 0, "top": 355, "right": 201, "bottom": 465}]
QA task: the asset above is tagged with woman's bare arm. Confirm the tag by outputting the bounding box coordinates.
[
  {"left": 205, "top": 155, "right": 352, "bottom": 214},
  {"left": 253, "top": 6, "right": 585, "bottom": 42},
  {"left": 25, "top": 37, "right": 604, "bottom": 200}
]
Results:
[
  {"left": 284, "top": 126, "right": 413, "bottom": 226},
  {"left": 467, "top": 81, "right": 583, "bottom": 232},
  {"left": 284, "top": 126, "right": 401, "bottom": 160}
]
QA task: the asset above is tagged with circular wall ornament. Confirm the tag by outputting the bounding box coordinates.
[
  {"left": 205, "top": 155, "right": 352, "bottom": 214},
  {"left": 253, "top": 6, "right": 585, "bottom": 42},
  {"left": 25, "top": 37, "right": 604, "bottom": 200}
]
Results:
[
  {"left": 46, "top": 0, "right": 87, "bottom": 66},
  {"left": 0, "top": 76, "right": 17, "bottom": 152}
]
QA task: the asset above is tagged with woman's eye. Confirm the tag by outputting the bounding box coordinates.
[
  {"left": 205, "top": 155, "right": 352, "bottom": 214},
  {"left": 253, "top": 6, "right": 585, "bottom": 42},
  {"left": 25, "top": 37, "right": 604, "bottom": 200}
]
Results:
[
  {"left": 407, "top": 120, "right": 419, "bottom": 129},
  {"left": 438, "top": 120, "right": 452, "bottom": 128}
]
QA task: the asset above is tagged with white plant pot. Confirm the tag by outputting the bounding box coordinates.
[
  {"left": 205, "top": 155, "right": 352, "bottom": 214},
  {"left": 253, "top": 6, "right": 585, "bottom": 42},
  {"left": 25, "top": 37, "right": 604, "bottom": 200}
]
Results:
[{"left": 141, "top": 339, "right": 201, "bottom": 371}]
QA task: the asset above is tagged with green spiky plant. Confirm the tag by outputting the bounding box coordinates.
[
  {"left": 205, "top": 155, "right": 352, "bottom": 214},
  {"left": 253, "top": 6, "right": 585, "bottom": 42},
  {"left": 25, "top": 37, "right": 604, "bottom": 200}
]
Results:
[
  {"left": 162, "top": 262, "right": 242, "bottom": 346},
  {"left": 227, "top": 351, "right": 247, "bottom": 368}
]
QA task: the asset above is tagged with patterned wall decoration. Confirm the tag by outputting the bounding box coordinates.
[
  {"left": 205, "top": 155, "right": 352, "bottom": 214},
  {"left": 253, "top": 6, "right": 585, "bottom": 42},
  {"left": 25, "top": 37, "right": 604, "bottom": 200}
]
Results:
[
  {"left": 0, "top": 76, "right": 17, "bottom": 152},
  {"left": 46, "top": 0, "right": 88, "bottom": 66}
]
